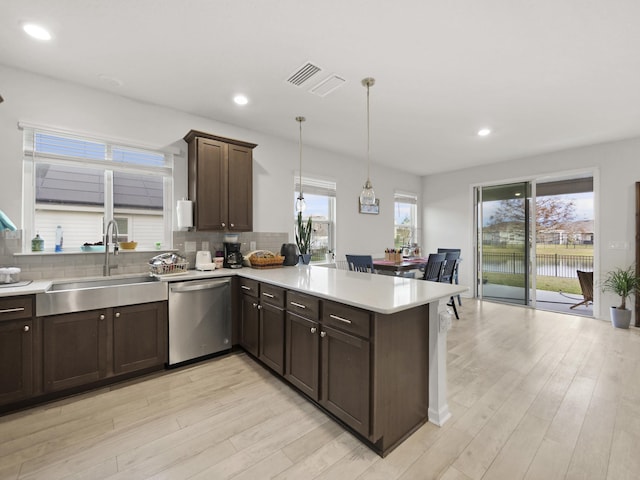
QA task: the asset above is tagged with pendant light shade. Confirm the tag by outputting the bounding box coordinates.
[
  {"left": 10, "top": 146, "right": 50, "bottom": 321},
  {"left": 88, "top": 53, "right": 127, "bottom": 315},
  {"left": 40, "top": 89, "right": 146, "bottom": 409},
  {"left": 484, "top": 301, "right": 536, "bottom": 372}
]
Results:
[
  {"left": 360, "top": 77, "right": 376, "bottom": 206},
  {"left": 295, "top": 116, "right": 307, "bottom": 213}
]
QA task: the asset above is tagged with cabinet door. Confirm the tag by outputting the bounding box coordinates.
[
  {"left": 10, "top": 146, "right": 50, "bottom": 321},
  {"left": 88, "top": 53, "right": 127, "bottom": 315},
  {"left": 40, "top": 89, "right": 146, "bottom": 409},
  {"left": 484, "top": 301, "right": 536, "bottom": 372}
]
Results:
[
  {"left": 285, "top": 312, "right": 319, "bottom": 401},
  {"left": 240, "top": 294, "right": 259, "bottom": 357},
  {"left": 320, "top": 325, "right": 370, "bottom": 437},
  {"left": 194, "top": 138, "right": 228, "bottom": 230},
  {"left": 113, "top": 302, "right": 167, "bottom": 374},
  {"left": 0, "top": 319, "right": 33, "bottom": 405},
  {"left": 259, "top": 303, "right": 285, "bottom": 375},
  {"left": 43, "top": 310, "right": 108, "bottom": 393},
  {"left": 227, "top": 144, "right": 253, "bottom": 231}
]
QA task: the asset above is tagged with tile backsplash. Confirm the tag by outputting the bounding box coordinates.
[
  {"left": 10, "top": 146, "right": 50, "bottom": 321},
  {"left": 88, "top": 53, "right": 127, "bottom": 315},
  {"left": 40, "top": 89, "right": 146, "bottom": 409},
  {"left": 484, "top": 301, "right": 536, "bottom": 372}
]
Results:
[{"left": 1, "top": 230, "right": 289, "bottom": 281}]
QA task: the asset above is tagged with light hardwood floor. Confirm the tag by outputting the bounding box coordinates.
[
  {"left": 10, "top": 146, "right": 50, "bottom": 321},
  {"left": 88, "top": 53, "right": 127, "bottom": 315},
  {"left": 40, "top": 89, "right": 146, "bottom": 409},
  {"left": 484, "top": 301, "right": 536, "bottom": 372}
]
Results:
[{"left": 1, "top": 300, "right": 639, "bottom": 480}]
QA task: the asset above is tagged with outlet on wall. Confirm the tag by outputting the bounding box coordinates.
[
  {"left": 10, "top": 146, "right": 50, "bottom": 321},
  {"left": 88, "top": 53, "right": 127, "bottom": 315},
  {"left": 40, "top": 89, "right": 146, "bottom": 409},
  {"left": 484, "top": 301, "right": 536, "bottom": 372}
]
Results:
[
  {"left": 250, "top": 241, "right": 256, "bottom": 250},
  {"left": 185, "top": 241, "right": 196, "bottom": 253},
  {"left": 201, "top": 241, "right": 209, "bottom": 251}
]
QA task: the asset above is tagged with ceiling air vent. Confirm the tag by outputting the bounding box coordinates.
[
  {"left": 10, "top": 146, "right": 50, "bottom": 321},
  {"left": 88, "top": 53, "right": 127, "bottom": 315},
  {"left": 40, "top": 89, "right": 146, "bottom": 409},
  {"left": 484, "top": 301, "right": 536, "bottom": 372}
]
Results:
[
  {"left": 309, "top": 75, "right": 346, "bottom": 97},
  {"left": 286, "top": 62, "right": 322, "bottom": 87}
]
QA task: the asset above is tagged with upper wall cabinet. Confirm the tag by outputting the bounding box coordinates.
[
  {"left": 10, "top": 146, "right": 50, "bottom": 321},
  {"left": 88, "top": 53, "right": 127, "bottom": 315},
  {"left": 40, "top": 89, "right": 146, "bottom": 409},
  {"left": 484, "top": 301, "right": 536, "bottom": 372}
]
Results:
[{"left": 184, "top": 130, "right": 257, "bottom": 231}]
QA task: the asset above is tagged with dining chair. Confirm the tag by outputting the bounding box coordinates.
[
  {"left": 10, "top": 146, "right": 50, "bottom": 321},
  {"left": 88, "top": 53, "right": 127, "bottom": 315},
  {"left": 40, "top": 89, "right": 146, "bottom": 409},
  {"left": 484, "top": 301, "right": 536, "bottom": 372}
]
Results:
[
  {"left": 438, "top": 248, "right": 462, "bottom": 306},
  {"left": 421, "top": 253, "right": 446, "bottom": 281},
  {"left": 345, "top": 254, "right": 375, "bottom": 273},
  {"left": 440, "top": 257, "right": 461, "bottom": 319}
]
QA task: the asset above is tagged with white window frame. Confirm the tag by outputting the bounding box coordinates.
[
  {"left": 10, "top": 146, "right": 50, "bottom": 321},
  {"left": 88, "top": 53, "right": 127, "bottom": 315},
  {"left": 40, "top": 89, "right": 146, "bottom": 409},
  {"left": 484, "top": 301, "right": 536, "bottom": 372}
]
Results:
[
  {"left": 294, "top": 174, "right": 336, "bottom": 262},
  {"left": 394, "top": 191, "right": 418, "bottom": 248},
  {"left": 21, "top": 123, "right": 174, "bottom": 252}
]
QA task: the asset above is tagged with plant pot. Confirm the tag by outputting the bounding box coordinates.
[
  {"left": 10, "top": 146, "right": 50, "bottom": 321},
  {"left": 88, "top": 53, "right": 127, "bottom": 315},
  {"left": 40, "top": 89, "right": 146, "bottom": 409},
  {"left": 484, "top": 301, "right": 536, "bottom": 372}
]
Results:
[
  {"left": 610, "top": 306, "right": 632, "bottom": 329},
  {"left": 299, "top": 254, "right": 312, "bottom": 265}
]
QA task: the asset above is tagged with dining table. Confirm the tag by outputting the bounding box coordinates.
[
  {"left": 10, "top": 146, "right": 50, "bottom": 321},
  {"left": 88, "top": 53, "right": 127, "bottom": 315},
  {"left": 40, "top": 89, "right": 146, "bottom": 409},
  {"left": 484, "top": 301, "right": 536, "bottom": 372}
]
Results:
[{"left": 372, "top": 256, "right": 429, "bottom": 275}]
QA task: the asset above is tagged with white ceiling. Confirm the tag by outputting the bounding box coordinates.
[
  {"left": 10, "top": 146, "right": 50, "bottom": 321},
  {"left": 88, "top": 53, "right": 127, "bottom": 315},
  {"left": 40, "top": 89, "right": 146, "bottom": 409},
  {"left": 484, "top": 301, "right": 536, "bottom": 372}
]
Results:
[{"left": 2, "top": 0, "right": 640, "bottom": 176}]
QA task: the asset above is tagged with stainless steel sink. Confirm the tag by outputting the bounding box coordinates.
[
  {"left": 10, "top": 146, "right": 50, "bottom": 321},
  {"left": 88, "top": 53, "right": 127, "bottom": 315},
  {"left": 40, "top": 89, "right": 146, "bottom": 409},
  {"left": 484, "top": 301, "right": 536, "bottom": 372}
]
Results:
[{"left": 36, "top": 275, "right": 168, "bottom": 316}]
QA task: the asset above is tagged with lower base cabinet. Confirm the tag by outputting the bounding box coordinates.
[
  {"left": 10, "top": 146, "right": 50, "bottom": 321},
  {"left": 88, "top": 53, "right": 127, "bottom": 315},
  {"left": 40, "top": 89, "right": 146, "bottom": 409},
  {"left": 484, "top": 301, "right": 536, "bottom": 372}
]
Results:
[
  {"left": 43, "top": 302, "right": 167, "bottom": 394},
  {"left": 0, "top": 318, "right": 34, "bottom": 405},
  {"left": 320, "top": 325, "right": 370, "bottom": 437},
  {"left": 113, "top": 302, "right": 167, "bottom": 374},
  {"left": 43, "top": 309, "right": 108, "bottom": 393},
  {"left": 285, "top": 312, "right": 319, "bottom": 400}
]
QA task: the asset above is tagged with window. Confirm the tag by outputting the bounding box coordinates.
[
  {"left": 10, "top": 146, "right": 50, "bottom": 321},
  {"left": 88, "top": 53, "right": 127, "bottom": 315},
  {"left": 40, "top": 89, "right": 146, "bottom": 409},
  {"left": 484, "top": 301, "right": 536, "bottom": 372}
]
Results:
[
  {"left": 22, "top": 126, "right": 173, "bottom": 251},
  {"left": 394, "top": 192, "right": 418, "bottom": 249},
  {"left": 294, "top": 175, "right": 336, "bottom": 262}
]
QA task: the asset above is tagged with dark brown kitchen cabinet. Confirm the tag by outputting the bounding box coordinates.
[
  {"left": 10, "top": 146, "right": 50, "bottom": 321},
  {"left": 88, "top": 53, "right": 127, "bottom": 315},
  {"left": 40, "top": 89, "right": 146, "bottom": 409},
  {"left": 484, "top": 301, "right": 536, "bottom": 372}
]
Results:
[
  {"left": 43, "top": 302, "right": 167, "bottom": 393},
  {"left": 239, "top": 278, "right": 259, "bottom": 356},
  {"left": 0, "top": 296, "right": 35, "bottom": 406},
  {"left": 258, "top": 284, "right": 286, "bottom": 375},
  {"left": 43, "top": 309, "right": 108, "bottom": 393},
  {"left": 320, "top": 325, "right": 370, "bottom": 437},
  {"left": 184, "top": 130, "right": 257, "bottom": 232},
  {"left": 285, "top": 312, "right": 319, "bottom": 400},
  {"left": 113, "top": 302, "right": 167, "bottom": 374}
]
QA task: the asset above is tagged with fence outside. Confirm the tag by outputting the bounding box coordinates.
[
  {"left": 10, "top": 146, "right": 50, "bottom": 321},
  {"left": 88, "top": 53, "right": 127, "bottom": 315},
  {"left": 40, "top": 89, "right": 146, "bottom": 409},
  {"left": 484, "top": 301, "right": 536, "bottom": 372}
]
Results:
[{"left": 482, "top": 252, "right": 593, "bottom": 278}]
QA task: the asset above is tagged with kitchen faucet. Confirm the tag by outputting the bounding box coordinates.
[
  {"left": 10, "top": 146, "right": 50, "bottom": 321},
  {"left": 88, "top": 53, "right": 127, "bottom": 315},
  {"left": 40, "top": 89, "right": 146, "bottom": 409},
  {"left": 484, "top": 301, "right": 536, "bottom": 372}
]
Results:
[{"left": 103, "top": 219, "right": 120, "bottom": 276}]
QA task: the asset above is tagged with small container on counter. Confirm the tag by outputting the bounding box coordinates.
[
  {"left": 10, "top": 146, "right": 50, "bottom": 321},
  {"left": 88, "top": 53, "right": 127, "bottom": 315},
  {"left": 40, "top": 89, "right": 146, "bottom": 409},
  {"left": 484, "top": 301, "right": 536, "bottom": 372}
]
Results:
[{"left": 0, "top": 267, "right": 21, "bottom": 284}]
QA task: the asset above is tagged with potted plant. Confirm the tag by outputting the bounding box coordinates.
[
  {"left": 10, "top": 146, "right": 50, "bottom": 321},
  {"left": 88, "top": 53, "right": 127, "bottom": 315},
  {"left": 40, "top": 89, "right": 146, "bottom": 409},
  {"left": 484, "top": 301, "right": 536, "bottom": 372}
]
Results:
[
  {"left": 601, "top": 264, "right": 640, "bottom": 329},
  {"left": 295, "top": 211, "right": 313, "bottom": 265}
]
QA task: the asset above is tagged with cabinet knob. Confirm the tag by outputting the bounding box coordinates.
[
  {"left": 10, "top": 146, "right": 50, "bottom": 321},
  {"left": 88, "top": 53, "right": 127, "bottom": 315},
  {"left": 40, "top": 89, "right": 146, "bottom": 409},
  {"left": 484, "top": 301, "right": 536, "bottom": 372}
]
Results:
[
  {"left": 252, "top": 302, "right": 258, "bottom": 308},
  {"left": 310, "top": 327, "right": 317, "bottom": 334},
  {"left": 221, "top": 222, "right": 226, "bottom": 227},
  {"left": 99, "top": 314, "right": 105, "bottom": 320},
  {"left": 115, "top": 312, "right": 120, "bottom": 318},
  {"left": 257, "top": 304, "right": 262, "bottom": 310},
  {"left": 23, "top": 325, "right": 30, "bottom": 332},
  {"left": 230, "top": 223, "right": 235, "bottom": 228},
  {"left": 320, "top": 331, "right": 327, "bottom": 338}
]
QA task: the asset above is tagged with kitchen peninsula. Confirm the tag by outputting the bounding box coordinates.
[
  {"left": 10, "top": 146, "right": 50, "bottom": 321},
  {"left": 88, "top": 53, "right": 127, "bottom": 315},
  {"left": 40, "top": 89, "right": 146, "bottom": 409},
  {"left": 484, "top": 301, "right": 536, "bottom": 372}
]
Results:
[{"left": 0, "top": 266, "right": 466, "bottom": 457}]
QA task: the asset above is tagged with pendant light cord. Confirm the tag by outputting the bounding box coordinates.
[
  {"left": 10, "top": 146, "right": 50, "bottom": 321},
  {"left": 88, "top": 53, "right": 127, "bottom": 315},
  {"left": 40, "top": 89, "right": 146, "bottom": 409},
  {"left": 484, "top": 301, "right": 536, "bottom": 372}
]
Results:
[
  {"left": 366, "top": 82, "right": 370, "bottom": 182},
  {"left": 299, "top": 118, "right": 303, "bottom": 196}
]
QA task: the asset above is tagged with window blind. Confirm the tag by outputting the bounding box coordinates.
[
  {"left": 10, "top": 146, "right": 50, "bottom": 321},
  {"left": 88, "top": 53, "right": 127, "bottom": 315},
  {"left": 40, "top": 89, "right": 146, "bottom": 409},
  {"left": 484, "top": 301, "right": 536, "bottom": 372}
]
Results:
[
  {"left": 394, "top": 191, "right": 418, "bottom": 204},
  {"left": 295, "top": 175, "right": 336, "bottom": 197}
]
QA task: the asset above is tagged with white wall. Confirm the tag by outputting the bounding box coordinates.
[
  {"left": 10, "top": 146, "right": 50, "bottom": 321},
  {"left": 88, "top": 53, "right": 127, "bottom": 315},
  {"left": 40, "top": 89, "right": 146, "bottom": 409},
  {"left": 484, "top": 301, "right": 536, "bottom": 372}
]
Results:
[
  {"left": 0, "top": 66, "right": 421, "bottom": 260},
  {"left": 423, "top": 137, "right": 640, "bottom": 320}
]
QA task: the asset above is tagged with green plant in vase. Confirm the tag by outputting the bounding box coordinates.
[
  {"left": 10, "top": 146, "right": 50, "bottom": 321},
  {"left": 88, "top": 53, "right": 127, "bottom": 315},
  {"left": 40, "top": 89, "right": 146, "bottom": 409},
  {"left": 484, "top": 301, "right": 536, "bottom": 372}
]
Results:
[
  {"left": 601, "top": 264, "right": 640, "bottom": 328},
  {"left": 296, "top": 212, "right": 312, "bottom": 264}
]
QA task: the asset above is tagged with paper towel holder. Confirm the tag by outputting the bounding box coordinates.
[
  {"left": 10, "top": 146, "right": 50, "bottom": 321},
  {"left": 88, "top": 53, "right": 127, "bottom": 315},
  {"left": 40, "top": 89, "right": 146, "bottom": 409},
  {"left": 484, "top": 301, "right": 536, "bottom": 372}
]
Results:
[{"left": 176, "top": 198, "right": 193, "bottom": 230}]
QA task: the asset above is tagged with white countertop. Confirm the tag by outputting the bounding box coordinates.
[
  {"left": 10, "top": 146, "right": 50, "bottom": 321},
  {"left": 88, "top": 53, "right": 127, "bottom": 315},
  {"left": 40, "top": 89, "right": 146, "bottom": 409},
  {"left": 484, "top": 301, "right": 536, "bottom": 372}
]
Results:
[{"left": 0, "top": 266, "right": 467, "bottom": 315}]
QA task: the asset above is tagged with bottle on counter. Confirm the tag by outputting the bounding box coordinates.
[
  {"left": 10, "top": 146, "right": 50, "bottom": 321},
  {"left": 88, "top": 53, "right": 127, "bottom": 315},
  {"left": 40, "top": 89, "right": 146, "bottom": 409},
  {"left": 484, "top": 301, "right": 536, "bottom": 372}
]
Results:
[{"left": 55, "top": 225, "right": 63, "bottom": 252}]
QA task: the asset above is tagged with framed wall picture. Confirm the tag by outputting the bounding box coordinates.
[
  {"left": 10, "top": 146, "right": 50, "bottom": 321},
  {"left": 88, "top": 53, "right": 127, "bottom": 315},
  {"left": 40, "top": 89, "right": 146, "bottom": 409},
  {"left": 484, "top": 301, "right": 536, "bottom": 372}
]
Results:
[{"left": 358, "top": 198, "right": 380, "bottom": 214}]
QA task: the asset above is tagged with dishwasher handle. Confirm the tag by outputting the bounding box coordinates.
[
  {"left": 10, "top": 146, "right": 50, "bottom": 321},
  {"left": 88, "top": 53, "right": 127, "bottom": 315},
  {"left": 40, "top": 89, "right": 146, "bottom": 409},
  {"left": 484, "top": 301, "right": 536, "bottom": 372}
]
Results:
[{"left": 170, "top": 279, "right": 229, "bottom": 293}]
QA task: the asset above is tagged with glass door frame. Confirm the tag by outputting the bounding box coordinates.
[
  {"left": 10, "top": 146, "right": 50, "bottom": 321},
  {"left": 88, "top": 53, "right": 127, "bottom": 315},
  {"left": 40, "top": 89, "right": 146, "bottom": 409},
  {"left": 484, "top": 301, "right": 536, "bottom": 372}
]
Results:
[{"left": 475, "top": 181, "right": 535, "bottom": 307}]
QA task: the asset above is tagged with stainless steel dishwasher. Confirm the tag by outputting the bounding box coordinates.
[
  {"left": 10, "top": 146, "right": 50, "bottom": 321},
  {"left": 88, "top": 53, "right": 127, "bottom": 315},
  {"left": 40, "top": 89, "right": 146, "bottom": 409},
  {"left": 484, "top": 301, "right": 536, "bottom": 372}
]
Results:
[{"left": 168, "top": 277, "right": 231, "bottom": 365}]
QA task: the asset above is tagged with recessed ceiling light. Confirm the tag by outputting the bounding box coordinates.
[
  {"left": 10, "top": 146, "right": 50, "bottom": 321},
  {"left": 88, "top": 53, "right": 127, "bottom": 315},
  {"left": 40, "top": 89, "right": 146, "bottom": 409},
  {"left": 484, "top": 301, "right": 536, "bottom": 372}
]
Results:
[
  {"left": 477, "top": 128, "right": 491, "bottom": 137},
  {"left": 23, "top": 23, "right": 52, "bottom": 41},
  {"left": 233, "top": 95, "right": 248, "bottom": 106}
]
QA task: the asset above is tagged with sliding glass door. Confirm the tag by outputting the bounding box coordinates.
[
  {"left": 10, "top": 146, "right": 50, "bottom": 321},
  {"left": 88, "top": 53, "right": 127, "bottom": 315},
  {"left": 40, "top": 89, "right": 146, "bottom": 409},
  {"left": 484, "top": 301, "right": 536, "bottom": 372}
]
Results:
[
  {"left": 476, "top": 176, "right": 594, "bottom": 314},
  {"left": 477, "top": 182, "right": 531, "bottom": 306}
]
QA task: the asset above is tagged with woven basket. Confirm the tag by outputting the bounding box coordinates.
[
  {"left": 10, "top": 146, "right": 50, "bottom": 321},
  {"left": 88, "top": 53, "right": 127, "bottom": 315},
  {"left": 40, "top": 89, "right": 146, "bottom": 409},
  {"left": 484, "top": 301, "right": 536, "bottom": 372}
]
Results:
[{"left": 250, "top": 255, "right": 285, "bottom": 269}]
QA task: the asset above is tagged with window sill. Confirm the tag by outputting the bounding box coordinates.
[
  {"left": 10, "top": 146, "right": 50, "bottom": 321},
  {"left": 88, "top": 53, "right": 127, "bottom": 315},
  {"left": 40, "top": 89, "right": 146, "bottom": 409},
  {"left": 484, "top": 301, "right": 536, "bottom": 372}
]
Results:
[{"left": 15, "top": 248, "right": 177, "bottom": 256}]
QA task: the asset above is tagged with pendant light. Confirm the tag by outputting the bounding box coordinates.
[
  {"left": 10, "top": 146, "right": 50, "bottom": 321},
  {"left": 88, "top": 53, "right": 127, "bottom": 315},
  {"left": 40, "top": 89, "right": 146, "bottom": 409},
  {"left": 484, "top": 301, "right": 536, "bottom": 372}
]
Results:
[
  {"left": 295, "top": 116, "right": 307, "bottom": 213},
  {"left": 360, "top": 77, "right": 376, "bottom": 206}
]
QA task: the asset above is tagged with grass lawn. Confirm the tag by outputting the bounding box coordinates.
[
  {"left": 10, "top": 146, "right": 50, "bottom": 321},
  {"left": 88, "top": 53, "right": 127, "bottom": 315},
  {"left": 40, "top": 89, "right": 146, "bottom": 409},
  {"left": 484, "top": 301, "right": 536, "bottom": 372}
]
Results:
[
  {"left": 483, "top": 272, "right": 582, "bottom": 295},
  {"left": 483, "top": 244, "right": 594, "bottom": 257}
]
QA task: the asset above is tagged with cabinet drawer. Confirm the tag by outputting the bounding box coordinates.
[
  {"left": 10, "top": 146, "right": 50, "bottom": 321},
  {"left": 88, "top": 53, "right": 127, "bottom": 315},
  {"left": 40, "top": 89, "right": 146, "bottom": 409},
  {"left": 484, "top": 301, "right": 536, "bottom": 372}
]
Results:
[
  {"left": 0, "top": 296, "right": 33, "bottom": 321},
  {"left": 322, "top": 300, "right": 370, "bottom": 339},
  {"left": 239, "top": 278, "right": 259, "bottom": 298},
  {"left": 287, "top": 291, "right": 320, "bottom": 320},
  {"left": 260, "top": 283, "right": 285, "bottom": 308}
]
